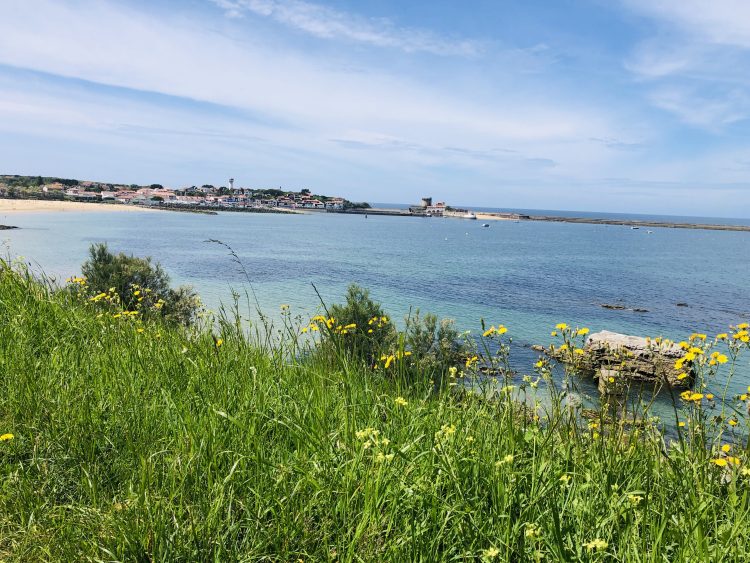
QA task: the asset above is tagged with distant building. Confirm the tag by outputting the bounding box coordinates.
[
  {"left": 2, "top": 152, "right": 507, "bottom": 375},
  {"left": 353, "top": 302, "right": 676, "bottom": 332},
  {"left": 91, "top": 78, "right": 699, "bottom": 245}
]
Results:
[{"left": 410, "top": 196, "right": 444, "bottom": 216}]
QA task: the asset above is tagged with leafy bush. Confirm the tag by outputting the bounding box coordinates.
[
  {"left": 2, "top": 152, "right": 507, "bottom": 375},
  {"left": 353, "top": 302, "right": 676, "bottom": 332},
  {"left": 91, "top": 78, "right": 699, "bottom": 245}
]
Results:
[
  {"left": 79, "top": 243, "right": 199, "bottom": 326},
  {"left": 404, "top": 310, "right": 468, "bottom": 378},
  {"left": 323, "top": 284, "right": 395, "bottom": 365}
]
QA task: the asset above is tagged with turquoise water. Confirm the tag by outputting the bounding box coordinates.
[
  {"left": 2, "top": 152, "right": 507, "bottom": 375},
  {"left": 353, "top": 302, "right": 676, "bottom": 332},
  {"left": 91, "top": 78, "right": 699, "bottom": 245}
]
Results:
[{"left": 4, "top": 209, "right": 750, "bottom": 401}]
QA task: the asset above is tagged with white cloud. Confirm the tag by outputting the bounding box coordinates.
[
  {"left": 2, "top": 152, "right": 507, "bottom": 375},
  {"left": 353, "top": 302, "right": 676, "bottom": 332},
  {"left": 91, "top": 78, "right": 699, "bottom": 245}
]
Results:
[
  {"left": 623, "top": 0, "right": 750, "bottom": 48},
  {"left": 623, "top": 0, "right": 750, "bottom": 128},
  {"left": 210, "top": 0, "right": 481, "bottom": 56},
  {"left": 0, "top": 1, "right": 613, "bottom": 147}
]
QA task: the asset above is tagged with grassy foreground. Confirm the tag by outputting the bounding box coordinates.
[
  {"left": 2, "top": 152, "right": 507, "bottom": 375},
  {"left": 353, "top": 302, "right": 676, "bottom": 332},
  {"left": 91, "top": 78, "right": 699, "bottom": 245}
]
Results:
[{"left": 1, "top": 264, "right": 750, "bottom": 561}]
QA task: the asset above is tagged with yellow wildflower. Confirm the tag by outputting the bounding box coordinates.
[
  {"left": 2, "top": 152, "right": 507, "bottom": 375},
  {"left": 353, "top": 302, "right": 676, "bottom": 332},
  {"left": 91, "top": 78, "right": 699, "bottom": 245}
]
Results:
[
  {"left": 525, "top": 524, "right": 541, "bottom": 538},
  {"left": 716, "top": 333, "right": 728, "bottom": 340},
  {"left": 384, "top": 355, "right": 395, "bottom": 369},
  {"left": 483, "top": 326, "right": 496, "bottom": 337},
  {"left": 584, "top": 539, "right": 608, "bottom": 552},
  {"left": 483, "top": 547, "right": 500, "bottom": 559},
  {"left": 0, "top": 433, "right": 14, "bottom": 442},
  {"left": 711, "top": 458, "right": 728, "bottom": 467},
  {"left": 215, "top": 338, "right": 224, "bottom": 348},
  {"left": 551, "top": 330, "right": 557, "bottom": 337},
  {"left": 722, "top": 444, "right": 731, "bottom": 453},
  {"left": 497, "top": 325, "right": 508, "bottom": 334},
  {"left": 628, "top": 494, "right": 643, "bottom": 506},
  {"left": 555, "top": 323, "right": 568, "bottom": 331},
  {"left": 394, "top": 396, "right": 408, "bottom": 407},
  {"left": 729, "top": 419, "right": 738, "bottom": 427},
  {"left": 577, "top": 327, "right": 590, "bottom": 336}
]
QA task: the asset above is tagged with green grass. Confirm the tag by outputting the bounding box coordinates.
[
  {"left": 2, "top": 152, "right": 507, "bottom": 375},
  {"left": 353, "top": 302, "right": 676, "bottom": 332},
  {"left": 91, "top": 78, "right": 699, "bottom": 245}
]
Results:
[{"left": 1, "top": 262, "right": 749, "bottom": 561}]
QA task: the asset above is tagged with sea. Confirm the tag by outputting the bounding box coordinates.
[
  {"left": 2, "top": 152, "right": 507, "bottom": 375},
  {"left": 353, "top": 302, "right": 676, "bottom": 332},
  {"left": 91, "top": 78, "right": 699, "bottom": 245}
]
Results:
[{"left": 3, "top": 206, "right": 750, "bottom": 415}]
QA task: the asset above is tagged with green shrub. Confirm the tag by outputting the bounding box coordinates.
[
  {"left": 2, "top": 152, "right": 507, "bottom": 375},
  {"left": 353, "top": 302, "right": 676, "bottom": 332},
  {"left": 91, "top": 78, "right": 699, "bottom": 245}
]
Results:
[
  {"left": 79, "top": 243, "right": 199, "bottom": 326},
  {"left": 404, "top": 310, "right": 468, "bottom": 380},
  {"left": 323, "top": 284, "right": 396, "bottom": 365}
]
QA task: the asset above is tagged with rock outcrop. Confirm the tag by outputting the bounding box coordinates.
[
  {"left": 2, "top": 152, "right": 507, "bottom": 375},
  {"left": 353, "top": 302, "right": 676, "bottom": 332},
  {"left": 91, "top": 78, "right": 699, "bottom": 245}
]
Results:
[
  {"left": 588, "top": 331, "right": 691, "bottom": 392},
  {"left": 537, "top": 330, "right": 692, "bottom": 394}
]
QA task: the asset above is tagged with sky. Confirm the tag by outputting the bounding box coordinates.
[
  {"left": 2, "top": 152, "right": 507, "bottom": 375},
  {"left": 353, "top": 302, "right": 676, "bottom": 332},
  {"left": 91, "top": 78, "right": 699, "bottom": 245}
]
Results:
[{"left": 1, "top": 0, "right": 750, "bottom": 216}]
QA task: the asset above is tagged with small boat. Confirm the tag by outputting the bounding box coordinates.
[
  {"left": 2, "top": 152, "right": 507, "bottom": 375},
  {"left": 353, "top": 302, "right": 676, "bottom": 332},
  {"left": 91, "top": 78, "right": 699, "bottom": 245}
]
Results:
[
  {"left": 482, "top": 223, "right": 490, "bottom": 227},
  {"left": 463, "top": 212, "right": 477, "bottom": 220},
  {"left": 631, "top": 226, "right": 639, "bottom": 230},
  {"left": 647, "top": 230, "right": 653, "bottom": 234}
]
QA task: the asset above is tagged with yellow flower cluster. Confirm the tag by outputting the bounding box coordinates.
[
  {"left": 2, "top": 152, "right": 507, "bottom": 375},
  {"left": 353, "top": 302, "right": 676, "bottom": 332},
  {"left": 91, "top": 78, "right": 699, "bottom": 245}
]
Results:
[
  {"left": 680, "top": 391, "right": 705, "bottom": 404},
  {"left": 712, "top": 457, "right": 741, "bottom": 467},
  {"left": 584, "top": 538, "right": 608, "bottom": 552},
  {"left": 378, "top": 350, "right": 412, "bottom": 369},
  {"left": 0, "top": 433, "right": 14, "bottom": 442},
  {"left": 708, "top": 351, "right": 729, "bottom": 365},
  {"left": 465, "top": 355, "right": 479, "bottom": 368},
  {"left": 482, "top": 325, "right": 508, "bottom": 337},
  {"left": 434, "top": 423, "right": 456, "bottom": 445},
  {"left": 355, "top": 428, "right": 393, "bottom": 462}
]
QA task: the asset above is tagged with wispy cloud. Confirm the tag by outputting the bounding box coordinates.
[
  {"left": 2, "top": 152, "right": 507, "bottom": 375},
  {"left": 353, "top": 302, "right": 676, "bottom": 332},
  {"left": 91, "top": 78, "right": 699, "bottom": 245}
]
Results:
[
  {"left": 210, "top": 0, "right": 481, "bottom": 56},
  {"left": 623, "top": 0, "right": 750, "bottom": 128},
  {"left": 623, "top": 0, "right": 750, "bottom": 49}
]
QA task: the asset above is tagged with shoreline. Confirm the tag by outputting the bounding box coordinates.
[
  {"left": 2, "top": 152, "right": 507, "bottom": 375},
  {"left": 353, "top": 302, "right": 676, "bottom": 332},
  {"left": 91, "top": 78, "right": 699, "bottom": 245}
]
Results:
[
  {"left": 3, "top": 198, "right": 748, "bottom": 233},
  {"left": 0, "top": 199, "right": 161, "bottom": 215}
]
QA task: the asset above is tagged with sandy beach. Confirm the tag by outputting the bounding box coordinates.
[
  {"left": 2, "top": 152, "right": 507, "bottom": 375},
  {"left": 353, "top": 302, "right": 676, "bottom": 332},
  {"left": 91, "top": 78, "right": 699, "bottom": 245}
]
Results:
[{"left": 0, "top": 199, "right": 159, "bottom": 215}]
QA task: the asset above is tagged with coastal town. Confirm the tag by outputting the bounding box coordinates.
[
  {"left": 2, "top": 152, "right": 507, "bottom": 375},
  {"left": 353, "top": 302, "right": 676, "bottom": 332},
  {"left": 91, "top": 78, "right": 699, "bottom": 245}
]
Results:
[{"left": 0, "top": 175, "right": 361, "bottom": 212}]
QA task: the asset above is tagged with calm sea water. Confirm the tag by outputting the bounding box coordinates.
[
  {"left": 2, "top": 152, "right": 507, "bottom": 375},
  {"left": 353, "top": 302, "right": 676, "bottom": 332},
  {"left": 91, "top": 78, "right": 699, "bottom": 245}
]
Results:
[{"left": 4, "top": 208, "right": 750, "bottom": 406}]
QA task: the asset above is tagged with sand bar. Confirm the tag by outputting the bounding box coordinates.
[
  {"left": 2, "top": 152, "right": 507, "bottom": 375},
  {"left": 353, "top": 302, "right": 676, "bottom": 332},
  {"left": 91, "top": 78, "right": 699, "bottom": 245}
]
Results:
[{"left": 0, "top": 199, "right": 159, "bottom": 215}]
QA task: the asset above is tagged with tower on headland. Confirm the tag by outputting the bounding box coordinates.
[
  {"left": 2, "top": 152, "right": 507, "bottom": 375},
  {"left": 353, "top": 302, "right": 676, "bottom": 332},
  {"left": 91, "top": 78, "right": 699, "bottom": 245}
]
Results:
[
  {"left": 421, "top": 196, "right": 432, "bottom": 207},
  {"left": 229, "top": 178, "right": 235, "bottom": 191}
]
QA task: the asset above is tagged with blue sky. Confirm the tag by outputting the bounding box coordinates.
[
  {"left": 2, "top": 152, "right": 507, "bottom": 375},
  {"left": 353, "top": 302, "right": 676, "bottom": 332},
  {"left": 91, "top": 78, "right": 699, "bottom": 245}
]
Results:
[{"left": 1, "top": 0, "right": 749, "bottom": 216}]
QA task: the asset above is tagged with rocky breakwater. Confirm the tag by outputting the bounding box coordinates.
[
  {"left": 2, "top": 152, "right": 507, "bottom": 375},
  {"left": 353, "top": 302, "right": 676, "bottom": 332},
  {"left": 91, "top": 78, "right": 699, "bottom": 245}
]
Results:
[
  {"left": 0, "top": 225, "right": 18, "bottom": 230},
  {"left": 536, "top": 330, "right": 693, "bottom": 395}
]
